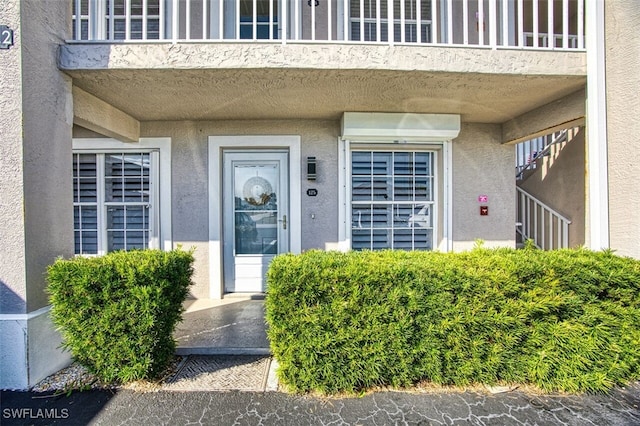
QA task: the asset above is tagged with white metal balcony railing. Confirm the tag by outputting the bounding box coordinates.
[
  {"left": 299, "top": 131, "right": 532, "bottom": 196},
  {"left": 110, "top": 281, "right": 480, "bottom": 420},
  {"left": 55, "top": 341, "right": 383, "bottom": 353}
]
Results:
[
  {"left": 516, "top": 187, "right": 571, "bottom": 250},
  {"left": 72, "top": 0, "right": 584, "bottom": 50}
]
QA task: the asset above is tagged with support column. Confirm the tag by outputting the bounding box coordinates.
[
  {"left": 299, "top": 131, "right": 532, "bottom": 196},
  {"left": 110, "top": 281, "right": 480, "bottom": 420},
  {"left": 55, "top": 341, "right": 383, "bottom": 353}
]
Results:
[
  {"left": 585, "top": 0, "right": 609, "bottom": 251},
  {"left": 0, "top": 0, "right": 74, "bottom": 389}
]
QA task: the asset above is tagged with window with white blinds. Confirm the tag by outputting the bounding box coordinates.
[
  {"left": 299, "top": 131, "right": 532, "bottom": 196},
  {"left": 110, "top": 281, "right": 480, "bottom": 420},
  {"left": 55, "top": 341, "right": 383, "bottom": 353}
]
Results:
[
  {"left": 350, "top": 0, "right": 432, "bottom": 43},
  {"left": 73, "top": 152, "right": 156, "bottom": 255},
  {"left": 351, "top": 150, "right": 435, "bottom": 251}
]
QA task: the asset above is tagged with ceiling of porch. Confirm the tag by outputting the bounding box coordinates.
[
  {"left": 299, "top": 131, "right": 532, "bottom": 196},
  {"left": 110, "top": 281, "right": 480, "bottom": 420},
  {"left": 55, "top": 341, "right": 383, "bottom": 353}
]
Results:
[{"left": 66, "top": 67, "right": 586, "bottom": 124}]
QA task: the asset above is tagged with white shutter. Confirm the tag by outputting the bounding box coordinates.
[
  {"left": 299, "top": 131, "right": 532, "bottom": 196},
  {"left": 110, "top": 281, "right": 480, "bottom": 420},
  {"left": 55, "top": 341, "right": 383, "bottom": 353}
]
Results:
[{"left": 351, "top": 150, "right": 435, "bottom": 251}]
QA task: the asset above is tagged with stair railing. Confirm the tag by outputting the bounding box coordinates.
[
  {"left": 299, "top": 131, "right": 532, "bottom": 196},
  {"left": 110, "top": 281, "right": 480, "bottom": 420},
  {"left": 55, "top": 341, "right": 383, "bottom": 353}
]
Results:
[
  {"left": 516, "top": 187, "right": 571, "bottom": 250},
  {"left": 516, "top": 129, "right": 569, "bottom": 180}
]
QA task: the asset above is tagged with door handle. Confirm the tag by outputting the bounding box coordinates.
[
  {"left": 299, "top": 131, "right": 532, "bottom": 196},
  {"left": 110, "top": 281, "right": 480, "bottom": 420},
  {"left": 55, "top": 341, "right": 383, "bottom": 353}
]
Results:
[{"left": 281, "top": 215, "right": 287, "bottom": 230}]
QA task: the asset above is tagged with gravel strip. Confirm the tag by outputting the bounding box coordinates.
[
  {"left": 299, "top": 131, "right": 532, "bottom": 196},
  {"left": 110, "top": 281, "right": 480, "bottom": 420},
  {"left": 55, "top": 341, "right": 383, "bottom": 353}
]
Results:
[{"left": 31, "top": 357, "right": 184, "bottom": 393}]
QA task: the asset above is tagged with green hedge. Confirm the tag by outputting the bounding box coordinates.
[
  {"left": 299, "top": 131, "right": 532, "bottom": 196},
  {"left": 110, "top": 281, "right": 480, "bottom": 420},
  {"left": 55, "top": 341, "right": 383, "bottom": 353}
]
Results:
[
  {"left": 48, "top": 249, "right": 194, "bottom": 383},
  {"left": 265, "top": 247, "right": 640, "bottom": 394}
]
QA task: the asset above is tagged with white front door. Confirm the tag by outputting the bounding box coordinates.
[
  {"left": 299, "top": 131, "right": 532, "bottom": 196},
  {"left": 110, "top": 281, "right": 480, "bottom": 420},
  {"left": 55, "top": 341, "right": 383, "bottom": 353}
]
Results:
[{"left": 223, "top": 151, "right": 289, "bottom": 293}]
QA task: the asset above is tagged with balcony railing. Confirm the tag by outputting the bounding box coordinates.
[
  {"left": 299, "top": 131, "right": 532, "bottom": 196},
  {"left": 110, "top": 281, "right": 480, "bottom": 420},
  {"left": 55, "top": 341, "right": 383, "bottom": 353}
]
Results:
[{"left": 72, "top": 0, "right": 584, "bottom": 50}]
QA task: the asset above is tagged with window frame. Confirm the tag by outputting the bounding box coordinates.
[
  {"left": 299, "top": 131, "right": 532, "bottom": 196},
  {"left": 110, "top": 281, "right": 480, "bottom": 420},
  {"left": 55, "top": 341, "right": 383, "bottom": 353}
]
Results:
[
  {"left": 339, "top": 138, "right": 452, "bottom": 252},
  {"left": 73, "top": 151, "right": 158, "bottom": 254},
  {"left": 72, "top": 138, "right": 172, "bottom": 255},
  {"left": 350, "top": 149, "right": 438, "bottom": 250}
]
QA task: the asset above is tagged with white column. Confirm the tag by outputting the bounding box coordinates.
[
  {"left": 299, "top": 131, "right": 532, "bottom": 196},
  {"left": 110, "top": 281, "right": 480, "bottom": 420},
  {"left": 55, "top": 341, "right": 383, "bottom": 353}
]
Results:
[{"left": 585, "top": 0, "right": 609, "bottom": 250}]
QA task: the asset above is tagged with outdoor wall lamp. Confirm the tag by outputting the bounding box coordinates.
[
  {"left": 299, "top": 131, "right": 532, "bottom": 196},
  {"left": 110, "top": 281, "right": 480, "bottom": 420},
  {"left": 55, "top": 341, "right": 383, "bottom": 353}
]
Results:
[{"left": 307, "top": 157, "right": 317, "bottom": 181}]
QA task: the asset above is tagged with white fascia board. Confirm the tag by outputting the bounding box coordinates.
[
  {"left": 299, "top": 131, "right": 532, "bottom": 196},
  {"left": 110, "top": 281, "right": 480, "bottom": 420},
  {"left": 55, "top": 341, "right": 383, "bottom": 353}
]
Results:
[{"left": 342, "top": 112, "right": 461, "bottom": 141}]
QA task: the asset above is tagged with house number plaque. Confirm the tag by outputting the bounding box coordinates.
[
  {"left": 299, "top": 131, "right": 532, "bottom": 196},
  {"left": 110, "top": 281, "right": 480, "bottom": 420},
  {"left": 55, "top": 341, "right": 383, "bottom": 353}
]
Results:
[{"left": 1, "top": 26, "right": 14, "bottom": 49}]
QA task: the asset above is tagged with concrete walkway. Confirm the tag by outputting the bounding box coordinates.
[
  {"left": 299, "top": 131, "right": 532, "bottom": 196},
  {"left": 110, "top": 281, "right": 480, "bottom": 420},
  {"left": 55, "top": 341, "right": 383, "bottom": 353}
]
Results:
[
  {"left": 2, "top": 382, "right": 640, "bottom": 425},
  {"left": 174, "top": 295, "right": 270, "bottom": 356}
]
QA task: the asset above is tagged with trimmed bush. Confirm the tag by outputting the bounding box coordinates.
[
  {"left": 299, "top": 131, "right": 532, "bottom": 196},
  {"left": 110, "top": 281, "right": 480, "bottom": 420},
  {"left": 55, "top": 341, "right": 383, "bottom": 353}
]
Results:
[
  {"left": 48, "top": 249, "right": 194, "bottom": 383},
  {"left": 265, "top": 247, "right": 640, "bottom": 394}
]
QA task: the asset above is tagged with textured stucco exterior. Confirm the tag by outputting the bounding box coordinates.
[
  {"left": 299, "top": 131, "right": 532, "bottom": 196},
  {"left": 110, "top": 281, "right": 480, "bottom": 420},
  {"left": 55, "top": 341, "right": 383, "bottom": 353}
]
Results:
[
  {"left": 21, "top": 0, "right": 74, "bottom": 311},
  {"left": 502, "top": 88, "right": 586, "bottom": 145},
  {"left": 60, "top": 43, "right": 586, "bottom": 75},
  {"left": 141, "top": 120, "right": 340, "bottom": 298},
  {"left": 518, "top": 129, "right": 586, "bottom": 248},
  {"left": 0, "top": 0, "right": 27, "bottom": 315},
  {"left": 59, "top": 43, "right": 586, "bottom": 124},
  {"left": 0, "top": 0, "right": 74, "bottom": 389},
  {"left": 73, "top": 86, "right": 140, "bottom": 142},
  {"left": 452, "top": 123, "right": 515, "bottom": 250},
  {"left": 140, "top": 118, "right": 515, "bottom": 296},
  {"left": 605, "top": 0, "right": 640, "bottom": 258}
]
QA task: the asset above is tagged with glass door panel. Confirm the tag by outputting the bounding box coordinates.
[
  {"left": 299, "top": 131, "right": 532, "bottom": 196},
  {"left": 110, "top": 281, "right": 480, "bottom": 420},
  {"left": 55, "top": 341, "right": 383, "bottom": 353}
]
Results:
[
  {"left": 233, "top": 163, "right": 279, "bottom": 255},
  {"left": 223, "top": 151, "right": 289, "bottom": 293}
]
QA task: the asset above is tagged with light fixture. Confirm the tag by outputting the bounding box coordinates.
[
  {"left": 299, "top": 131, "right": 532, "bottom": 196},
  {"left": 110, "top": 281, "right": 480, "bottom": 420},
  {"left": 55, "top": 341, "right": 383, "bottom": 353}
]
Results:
[{"left": 307, "top": 157, "right": 317, "bottom": 181}]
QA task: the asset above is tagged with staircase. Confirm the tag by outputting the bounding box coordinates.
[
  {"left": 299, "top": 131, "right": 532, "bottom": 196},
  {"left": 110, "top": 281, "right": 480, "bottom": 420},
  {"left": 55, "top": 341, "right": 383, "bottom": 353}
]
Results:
[
  {"left": 515, "top": 129, "right": 576, "bottom": 250},
  {"left": 516, "top": 187, "right": 571, "bottom": 250},
  {"left": 516, "top": 129, "right": 569, "bottom": 181}
]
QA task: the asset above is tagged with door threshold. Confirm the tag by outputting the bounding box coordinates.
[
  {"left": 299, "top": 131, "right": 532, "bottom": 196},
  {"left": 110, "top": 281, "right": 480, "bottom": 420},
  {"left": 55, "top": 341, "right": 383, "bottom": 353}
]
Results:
[{"left": 223, "top": 292, "right": 265, "bottom": 300}]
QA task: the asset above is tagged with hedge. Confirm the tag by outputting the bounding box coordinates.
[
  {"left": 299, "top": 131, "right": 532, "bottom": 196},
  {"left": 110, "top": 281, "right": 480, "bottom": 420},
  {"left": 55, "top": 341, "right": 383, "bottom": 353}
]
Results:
[
  {"left": 48, "top": 249, "right": 194, "bottom": 383},
  {"left": 265, "top": 247, "right": 640, "bottom": 394}
]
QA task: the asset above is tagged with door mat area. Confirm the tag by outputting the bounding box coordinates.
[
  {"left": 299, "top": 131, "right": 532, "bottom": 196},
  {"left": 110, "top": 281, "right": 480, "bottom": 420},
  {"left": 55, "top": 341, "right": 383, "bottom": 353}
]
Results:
[{"left": 164, "top": 355, "right": 272, "bottom": 391}]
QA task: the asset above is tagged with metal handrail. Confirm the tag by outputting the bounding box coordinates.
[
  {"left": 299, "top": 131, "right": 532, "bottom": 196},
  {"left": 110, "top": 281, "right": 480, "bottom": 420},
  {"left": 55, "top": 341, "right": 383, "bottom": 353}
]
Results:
[
  {"left": 516, "top": 129, "right": 569, "bottom": 180},
  {"left": 516, "top": 186, "right": 571, "bottom": 250}
]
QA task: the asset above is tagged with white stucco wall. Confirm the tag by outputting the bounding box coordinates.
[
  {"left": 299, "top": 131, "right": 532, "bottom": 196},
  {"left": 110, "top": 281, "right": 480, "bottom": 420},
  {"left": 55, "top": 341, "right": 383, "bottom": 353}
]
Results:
[
  {"left": 21, "top": 0, "right": 74, "bottom": 310},
  {"left": 0, "top": 0, "right": 74, "bottom": 389},
  {"left": 141, "top": 120, "right": 340, "bottom": 298},
  {"left": 605, "top": 0, "right": 640, "bottom": 258},
  {"left": 0, "top": 0, "right": 27, "bottom": 316},
  {"left": 452, "top": 123, "right": 515, "bottom": 250}
]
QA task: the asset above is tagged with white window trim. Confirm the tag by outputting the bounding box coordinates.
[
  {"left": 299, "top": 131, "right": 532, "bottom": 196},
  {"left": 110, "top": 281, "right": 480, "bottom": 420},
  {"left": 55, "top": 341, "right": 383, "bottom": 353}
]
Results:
[
  {"left": 72, "top": 138, "right": 172, "bottom": 252},
  {"left": 208, "top": 135, "right": 301, "bottom": 299},
  {"left": 339, "top": 138, "right": 452, "bottom": 252}
]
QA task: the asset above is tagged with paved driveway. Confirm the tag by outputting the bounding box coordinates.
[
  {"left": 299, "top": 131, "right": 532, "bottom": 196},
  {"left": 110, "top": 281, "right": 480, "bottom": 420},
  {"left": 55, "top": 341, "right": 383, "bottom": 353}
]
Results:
[{"left": 3, "top": 383, "right": 640, "bottom": 425}]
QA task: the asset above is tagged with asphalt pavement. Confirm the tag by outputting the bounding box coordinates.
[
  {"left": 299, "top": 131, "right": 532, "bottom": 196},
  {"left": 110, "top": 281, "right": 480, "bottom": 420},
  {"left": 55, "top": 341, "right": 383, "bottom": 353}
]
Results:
[{"left": 2, "top": 381, "right": 640, "bottom": 426}]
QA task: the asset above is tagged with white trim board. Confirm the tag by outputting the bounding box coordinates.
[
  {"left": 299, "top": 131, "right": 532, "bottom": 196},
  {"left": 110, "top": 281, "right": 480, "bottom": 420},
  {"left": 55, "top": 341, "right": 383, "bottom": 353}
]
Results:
[
  {"left": 585, "top": 1, "right": 610, "bottom": 250},
  {"left": 0, "top": 305, "right": 51, "bottom": 321},
  {"left": 208, "top": 135, "right": 302, "bottom": 299}
]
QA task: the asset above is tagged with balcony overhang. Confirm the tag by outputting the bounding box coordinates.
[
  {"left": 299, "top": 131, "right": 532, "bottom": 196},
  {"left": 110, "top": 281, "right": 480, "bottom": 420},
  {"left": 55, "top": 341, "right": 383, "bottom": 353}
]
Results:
[{"left": 60, "top": 43, "right": 586, "bottom": 123}]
